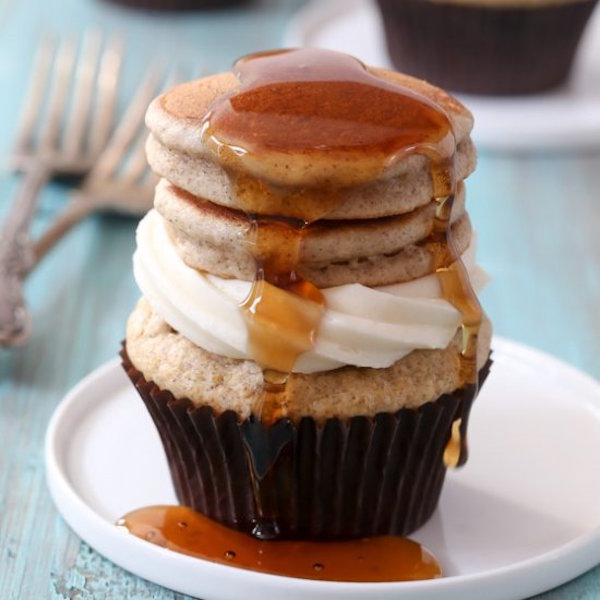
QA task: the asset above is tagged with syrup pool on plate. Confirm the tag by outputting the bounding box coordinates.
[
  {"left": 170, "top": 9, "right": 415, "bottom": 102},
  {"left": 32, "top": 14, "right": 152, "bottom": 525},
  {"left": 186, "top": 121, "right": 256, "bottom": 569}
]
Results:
[{"left": 118, "top": 505, "right": 442, "bottom": 582}]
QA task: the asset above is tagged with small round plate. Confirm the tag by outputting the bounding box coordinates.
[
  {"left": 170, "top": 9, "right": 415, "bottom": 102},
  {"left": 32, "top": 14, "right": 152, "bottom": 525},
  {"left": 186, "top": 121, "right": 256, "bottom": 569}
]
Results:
[
  {"left": 284, "top": 0, "right": 600, "bottom": 152},
  {"left": 45, "top": 337, "right": 600, "bottom": 600}
]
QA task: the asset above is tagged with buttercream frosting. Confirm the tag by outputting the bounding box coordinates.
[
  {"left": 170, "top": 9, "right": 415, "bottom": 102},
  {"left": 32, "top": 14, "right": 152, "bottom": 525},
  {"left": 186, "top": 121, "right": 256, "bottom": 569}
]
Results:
[{"left": 133, "top": 209, "right": 489, "bottom": 373}]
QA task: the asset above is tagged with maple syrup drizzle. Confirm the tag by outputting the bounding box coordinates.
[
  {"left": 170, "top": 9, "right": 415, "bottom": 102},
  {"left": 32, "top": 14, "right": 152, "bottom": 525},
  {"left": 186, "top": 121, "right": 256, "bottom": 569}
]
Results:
[
  {"left": 443, "top": 418, "right": 463, "bottom": 468},
  {"left": 206, "top": 49, "right": 453, "bottom": 178},
  {"left": 203, "top": 48, "right": 470, "bottom": 427},
  {"left": 427, "top": 160, "right": 482, "bottom": 466},
  {"left": 118, "top": 506, "right": 442, "bottom": 582},
  {"left": 238, "top": 215, "right": 325, "bottom": 422},
  {"left": 234, "top": 174, "right": 345, "bottom": 222}
]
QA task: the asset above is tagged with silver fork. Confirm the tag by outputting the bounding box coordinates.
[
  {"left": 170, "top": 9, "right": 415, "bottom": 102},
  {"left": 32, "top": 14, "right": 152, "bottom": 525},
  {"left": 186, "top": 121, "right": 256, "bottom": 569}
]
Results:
[
  {"left": 30, "top": 68, "right": 163, "bottom": 268},
  {"left": 0, "top": 32, "right": 122, "bottom": 346},
  {"left": 11, "top": 32, "right": 121, "bottom": 173},
  {"left": 0, "top": 68, "right": 165, "bottom": 347}
]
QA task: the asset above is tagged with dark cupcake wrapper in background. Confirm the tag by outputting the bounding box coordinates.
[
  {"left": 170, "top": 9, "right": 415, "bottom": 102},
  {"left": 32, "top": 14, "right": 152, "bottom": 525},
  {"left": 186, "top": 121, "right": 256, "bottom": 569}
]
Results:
[
  {"left": 121, "top": 345, "right": 492, "bottom": 540},
  {"left": 376, "top": 0, "right": 599, "bottom": 95}
]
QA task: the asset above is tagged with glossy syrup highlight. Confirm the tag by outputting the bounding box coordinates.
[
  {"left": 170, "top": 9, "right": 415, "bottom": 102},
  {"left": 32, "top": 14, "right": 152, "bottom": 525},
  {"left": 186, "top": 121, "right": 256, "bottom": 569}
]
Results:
[{"left": 207, "top": 48, "right": 454, "bottom": 168}]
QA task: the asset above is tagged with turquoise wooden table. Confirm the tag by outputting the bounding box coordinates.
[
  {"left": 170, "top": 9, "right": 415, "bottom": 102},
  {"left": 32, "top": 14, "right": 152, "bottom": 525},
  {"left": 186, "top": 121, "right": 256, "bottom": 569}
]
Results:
[{"left": 0, "top": 0, "right": 599, "bottom": 597}]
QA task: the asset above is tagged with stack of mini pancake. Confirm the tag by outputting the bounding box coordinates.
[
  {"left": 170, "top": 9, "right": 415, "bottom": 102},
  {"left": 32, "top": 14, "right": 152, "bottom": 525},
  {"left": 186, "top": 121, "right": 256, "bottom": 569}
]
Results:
[{"left": 144, "top": 70, "right": 476, "bottom": 290}]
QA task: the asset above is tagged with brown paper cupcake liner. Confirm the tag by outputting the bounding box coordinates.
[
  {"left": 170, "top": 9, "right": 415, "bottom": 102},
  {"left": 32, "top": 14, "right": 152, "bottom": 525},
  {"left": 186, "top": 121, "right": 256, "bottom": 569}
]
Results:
[
  {"left": 376, "top": 0, "right": 599, "bottom": 95},
  {"left": 122, "top": 345, "right": 492, "bottom": 540}
]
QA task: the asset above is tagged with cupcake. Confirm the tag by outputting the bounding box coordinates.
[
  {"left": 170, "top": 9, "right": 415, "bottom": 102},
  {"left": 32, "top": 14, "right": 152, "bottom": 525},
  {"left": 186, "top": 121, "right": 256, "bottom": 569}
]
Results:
[
  {"left": 376, "top": 0, "right": 599, "bottom": 95},
  {"left": 122, "top": 48, "right": 492, "bottom": 540}
]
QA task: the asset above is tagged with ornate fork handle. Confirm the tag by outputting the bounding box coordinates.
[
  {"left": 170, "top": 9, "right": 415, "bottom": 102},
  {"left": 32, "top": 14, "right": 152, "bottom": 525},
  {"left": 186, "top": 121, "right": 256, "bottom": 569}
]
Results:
[{"left": 0, "top": 166, "right": 50, "bottom": 346}]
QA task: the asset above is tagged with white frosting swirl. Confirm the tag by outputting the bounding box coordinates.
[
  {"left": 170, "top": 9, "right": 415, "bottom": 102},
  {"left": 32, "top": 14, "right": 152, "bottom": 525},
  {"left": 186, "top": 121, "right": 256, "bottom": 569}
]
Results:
[{"left": 133, "top": 209, "right": 489, "bottom": 373}]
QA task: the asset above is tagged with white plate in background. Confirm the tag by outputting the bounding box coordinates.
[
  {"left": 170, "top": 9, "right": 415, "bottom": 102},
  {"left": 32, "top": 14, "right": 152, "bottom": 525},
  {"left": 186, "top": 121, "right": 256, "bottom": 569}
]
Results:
[
  {"left": 45, "top": 338, "right": 600, "bottom": 600},
  {"left": 285, "top": 0, "right": 600, "bottom": 152}
]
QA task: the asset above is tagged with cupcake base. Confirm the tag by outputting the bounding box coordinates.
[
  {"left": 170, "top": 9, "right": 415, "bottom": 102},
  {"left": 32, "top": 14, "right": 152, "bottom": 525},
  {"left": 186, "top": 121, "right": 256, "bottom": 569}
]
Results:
[{"left": 121, "top": 345, "right": 492, "bottom": 540}]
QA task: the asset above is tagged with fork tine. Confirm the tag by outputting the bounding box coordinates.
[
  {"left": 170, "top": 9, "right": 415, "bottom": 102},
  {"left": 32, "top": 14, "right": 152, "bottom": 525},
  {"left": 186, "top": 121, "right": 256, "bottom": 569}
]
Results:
[
  {"left": 13, "top": 35, "right": 56, "bottom": 159},
  {"left": 88, "top": 35, "right": 123, "bottom": 156},
  {"left": 119, "top": 131, "right": 150, "bottom": 185},
  {"left": 62, "top": 29, "right": 102, "bottom": 157},
  {"left": 119, "top": 69, "right": 181, "bottom": 185},
  {"left": 39, "top": 36, "right": 77, "bottom": 152},
  {"left": 87, "top": 66, "right": 161, "bottom": 185}
]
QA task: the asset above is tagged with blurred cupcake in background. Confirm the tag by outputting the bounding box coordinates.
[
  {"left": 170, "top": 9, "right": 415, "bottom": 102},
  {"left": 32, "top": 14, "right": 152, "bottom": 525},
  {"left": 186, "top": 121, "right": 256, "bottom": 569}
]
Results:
[{"left": 376, "top": 0, "right": 599, "bottom": 95}]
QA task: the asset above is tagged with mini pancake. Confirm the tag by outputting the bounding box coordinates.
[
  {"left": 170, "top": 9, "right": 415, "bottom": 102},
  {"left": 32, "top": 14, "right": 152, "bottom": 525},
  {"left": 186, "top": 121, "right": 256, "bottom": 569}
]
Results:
[
  {"left": 155, "top": 179, "right": 471, "bottom": 287},
  {"left": 145, "top": 62, "right": 474, "bottom": 204},
  {"left": 146, "top": 134, "right": 476, "bottom": 220}
]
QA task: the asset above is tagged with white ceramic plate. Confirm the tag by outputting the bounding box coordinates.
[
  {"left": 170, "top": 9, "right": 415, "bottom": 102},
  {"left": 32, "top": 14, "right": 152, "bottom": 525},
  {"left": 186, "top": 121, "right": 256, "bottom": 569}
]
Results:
[
  {"left": 45, "top": 337, "right": 600, "bottom": 600},
  {"left": 284, "top": 0, "right": 600, "bottom": 152}
]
